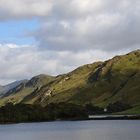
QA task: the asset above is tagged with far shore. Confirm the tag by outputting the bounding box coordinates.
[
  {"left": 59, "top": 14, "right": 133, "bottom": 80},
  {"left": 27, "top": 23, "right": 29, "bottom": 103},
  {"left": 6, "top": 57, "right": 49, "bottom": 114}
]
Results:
[
  {"left": 88, "top": 114, "right": 140, "bottom": 120},
  {"left": 0, "top": 114, "right": 140, "bottom": 125}
]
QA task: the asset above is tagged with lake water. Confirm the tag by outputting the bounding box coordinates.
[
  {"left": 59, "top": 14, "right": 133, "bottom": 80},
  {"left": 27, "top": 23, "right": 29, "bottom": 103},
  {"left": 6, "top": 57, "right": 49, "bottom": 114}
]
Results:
[{"left": 0, "top": 120, "right": 140, "bottom": 140}]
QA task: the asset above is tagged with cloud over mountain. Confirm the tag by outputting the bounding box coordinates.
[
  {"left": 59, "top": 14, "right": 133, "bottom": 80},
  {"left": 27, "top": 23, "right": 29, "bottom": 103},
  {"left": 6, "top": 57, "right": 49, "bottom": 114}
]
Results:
[{"left": 0, "top": 0, "right": 140, "bottom": 84}]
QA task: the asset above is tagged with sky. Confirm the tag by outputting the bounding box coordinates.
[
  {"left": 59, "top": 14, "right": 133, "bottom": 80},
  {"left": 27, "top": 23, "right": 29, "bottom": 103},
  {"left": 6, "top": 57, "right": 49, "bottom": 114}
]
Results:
[{"left": 0, "top": 0, "right": 140, "bottom": 85}]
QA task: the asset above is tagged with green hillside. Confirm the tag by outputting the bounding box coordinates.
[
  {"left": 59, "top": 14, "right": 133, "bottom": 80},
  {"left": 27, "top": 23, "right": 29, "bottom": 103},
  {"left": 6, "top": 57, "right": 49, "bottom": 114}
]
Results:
[
  {"left": 0, "top": 74, "right": 55, "bottom": 106},
  {"left": 0, "top": 50, "right": 140, "bottom": 114}
]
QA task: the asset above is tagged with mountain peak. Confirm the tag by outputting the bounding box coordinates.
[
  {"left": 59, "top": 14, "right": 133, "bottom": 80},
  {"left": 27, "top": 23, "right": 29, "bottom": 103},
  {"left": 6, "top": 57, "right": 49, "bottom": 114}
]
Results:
[{"left": 0, "top": 50, "right": 140, "bottom": 115}]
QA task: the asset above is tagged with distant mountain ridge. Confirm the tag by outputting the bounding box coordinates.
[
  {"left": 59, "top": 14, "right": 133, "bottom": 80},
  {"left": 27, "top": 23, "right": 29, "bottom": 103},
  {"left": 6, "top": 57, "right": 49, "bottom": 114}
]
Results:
[
  {"left": 0, "top": 50, "right": 140, "bottom": 114},
  {"left": 0, "top": 80, "right": 28, "bottom": 96}
]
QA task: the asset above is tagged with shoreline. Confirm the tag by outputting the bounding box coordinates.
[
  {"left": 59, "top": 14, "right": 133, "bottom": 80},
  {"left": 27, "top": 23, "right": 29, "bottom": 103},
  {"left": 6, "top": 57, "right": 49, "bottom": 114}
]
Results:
[
  {"left": 88, "top": 114, "right": 140, "bottom": 120},
  {"left": 0, "top": 115, "right": 140, "bottom": 125}
]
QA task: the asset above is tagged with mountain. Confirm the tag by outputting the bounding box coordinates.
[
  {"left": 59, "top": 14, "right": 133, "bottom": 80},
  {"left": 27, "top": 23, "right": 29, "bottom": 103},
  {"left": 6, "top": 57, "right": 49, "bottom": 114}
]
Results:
[
  {"left": 0, "top": 50, "right": 140, "bottom": 114},
  {"left": 0, "top": 85, "right": 4, "bottom": 92},
  {"left": 0, "top": 74, "right": 55, "bottom": 106},
  {"left": 0, "top": 80, "right": 28, "bottom": 96}
]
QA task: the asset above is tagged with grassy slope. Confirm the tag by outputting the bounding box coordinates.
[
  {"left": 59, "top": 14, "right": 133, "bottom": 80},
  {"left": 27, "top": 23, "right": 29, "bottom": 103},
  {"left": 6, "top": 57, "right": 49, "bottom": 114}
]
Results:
[
  {"left": 35, "top": 50, "right": 140, "bottom": 112},
  {"left": 0, "top": 74, "right": 54, "bottom": 106},
  {"left": 116, "top": 105, "right": 140, "bottom": 115},
  {"left": 24, "top": 62, "right": 102, "bottom": 106},
  {"left": 0, "top": 50, "right": 140, "bottom": 114}
]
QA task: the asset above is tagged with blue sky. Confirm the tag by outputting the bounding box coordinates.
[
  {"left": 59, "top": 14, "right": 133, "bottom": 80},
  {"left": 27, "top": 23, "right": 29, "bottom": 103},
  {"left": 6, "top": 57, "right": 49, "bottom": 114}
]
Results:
[{"left": 0, "top": 19, "right": 39, "bottom": 45}]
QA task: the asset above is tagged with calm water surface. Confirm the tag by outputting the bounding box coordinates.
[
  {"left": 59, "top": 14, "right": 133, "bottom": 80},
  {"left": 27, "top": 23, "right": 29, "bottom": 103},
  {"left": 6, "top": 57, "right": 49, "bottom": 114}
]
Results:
[{"left": 0, "top": 120, "right": 140, "bottom": 140}]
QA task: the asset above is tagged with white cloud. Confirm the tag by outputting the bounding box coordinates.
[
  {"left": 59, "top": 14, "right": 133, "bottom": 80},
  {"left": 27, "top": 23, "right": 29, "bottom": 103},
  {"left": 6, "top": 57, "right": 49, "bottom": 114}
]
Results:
[
  {"left": 0, "top": 43, "right": 130, "bottom": 85},
  {"left": 33, "top": 0, "right": 140, "bottom": 52},
  {"left": 0, "top": 0, "right": 52, "bottom": 20},
  {"left": 0, "top": 0, "right": 140, "bottom": 52},
  {"left": 0, "top": 0, "right": 140, "bottom": 84}
]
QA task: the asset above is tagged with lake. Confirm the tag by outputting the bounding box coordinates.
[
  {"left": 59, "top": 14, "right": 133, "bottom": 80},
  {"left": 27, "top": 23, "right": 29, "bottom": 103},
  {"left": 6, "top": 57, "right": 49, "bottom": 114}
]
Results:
[{"left": 0, "top": 120, "right": 140, "bottom": 140}]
